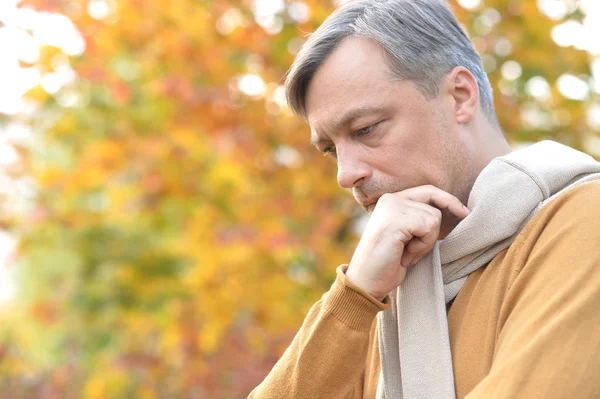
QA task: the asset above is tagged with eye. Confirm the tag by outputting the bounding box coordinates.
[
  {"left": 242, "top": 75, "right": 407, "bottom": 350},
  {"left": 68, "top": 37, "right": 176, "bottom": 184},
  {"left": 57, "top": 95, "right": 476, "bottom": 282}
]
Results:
[
  {"left": 323, "top": 146, "right": 337, "bottom": 158},
  {"left": 356, "top": 125, "right": 373, "bottom": 136}
]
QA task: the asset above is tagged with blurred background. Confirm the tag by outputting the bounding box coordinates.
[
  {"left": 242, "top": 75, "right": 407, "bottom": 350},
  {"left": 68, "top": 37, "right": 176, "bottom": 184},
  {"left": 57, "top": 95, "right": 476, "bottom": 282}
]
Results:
[{"left": 0, "top": 0, "right": 598, "bottom": 397}]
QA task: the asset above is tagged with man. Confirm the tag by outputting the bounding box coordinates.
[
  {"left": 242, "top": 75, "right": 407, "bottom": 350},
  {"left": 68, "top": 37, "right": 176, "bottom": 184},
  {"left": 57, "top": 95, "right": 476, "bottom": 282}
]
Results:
[{"left": 250, "top": 0, "right": 600, "bottom": 398}]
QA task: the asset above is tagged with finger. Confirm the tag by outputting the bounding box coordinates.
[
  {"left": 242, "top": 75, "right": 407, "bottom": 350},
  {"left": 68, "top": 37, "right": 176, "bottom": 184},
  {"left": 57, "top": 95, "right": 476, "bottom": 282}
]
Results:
[
  {"left": 404, "top": 236, "right": 433, "bottom": 257},
  {"left": 399, "top": 199, "right": 443, "bottom": 220},
  {"left": 401, "top": 237, "right": 430, "bottom": 267},
  {"left": 398, "top": 211, "right": 441, "bottom": 262},
  {"left": 395, "top": 185, "right": 470, "bottom": 219},
  {"left": 401, "top": 250, "right": 414, "bottom": 267}
]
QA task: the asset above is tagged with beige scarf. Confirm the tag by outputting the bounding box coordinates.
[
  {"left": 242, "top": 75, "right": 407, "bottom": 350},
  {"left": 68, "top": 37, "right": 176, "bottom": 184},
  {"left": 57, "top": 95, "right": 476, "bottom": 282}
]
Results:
[{"left": 376, "top": 141, "right": 600, "bottom": 399}]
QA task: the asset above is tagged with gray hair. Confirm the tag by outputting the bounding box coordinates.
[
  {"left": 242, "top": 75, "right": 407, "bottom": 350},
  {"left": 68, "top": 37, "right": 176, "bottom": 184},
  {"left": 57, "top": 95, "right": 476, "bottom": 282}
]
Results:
[{"left": 285, "top": 0, "right": 498, "bottom": 126}]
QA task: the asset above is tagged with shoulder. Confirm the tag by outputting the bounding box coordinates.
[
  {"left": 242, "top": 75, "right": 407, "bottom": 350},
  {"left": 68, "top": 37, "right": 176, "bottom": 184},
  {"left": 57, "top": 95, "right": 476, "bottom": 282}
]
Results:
[
  {"left": 516, "top": 179, "right": 600, "bottom": 256},
  {"left": 459, "top": 179, "right": 600, "bottom": 306},
  {"left": 505, "top": 179, "right": 600, "bottom": 302},
  {"left": 465, "top": 179, "right": 600, "bottom": 397},
  {"left": 541, "top": 179, "right": 600, "bottom": 223},
  {"left": 528, "top": 179, "right": 600, "bottom": 258}
]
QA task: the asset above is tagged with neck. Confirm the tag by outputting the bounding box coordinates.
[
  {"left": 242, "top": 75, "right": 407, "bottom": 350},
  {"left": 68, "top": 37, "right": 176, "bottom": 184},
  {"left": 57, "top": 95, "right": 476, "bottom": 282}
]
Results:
[
  {"left": 467, "top": 117, "right": 513, "bottom": 190},
  {"left": 441, "top": 118, "right": 512, "bottom": 239}
]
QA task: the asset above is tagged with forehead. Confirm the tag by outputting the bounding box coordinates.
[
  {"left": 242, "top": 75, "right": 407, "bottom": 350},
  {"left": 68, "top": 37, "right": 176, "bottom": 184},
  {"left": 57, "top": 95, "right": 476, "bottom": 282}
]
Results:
[{"left": 305, "top": 37, "right": 393, "bottom": 128}]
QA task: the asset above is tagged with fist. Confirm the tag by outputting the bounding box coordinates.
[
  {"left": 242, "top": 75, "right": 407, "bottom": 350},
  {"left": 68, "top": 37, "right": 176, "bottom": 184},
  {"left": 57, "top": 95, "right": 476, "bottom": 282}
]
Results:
[{"left": 345, "top": 185, "right": 470, "bottom": 301}]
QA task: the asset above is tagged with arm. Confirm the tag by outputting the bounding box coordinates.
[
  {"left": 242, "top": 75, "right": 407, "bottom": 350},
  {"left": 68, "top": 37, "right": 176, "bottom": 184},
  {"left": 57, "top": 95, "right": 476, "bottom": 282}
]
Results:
[
  {"left": 467, "top": 183, "right": 600, "bottom": 398},
  {"left": 248, "top": 265, "right": 390, "bottom": 399},
  {"left": 250, "top": 186, "right": 469, "bottom": 398}
]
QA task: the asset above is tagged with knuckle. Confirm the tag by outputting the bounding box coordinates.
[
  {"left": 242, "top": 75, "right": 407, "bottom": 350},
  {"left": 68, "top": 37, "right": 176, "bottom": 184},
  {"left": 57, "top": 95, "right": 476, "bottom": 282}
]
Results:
[
  {"left": 419, "top": 213, "right": 439, "bottom": 230},
  {"left": 427, "top": 215, "right": 439, "bottom": 229},
  {"left": 417, "top": 213, "right": 430, "bottom": 227}
]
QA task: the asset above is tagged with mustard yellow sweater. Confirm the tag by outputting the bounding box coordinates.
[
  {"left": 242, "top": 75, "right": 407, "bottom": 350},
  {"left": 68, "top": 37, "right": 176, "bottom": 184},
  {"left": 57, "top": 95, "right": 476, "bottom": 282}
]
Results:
[{"left": 250, "top": 181, "right": 600, "bottom": 398}]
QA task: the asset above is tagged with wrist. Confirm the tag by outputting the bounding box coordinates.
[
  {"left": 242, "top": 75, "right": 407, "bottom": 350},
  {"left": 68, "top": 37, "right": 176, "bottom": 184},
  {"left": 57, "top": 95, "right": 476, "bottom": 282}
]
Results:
[{"left": 345, "top": 266, "right": 386, "bottom": 302}]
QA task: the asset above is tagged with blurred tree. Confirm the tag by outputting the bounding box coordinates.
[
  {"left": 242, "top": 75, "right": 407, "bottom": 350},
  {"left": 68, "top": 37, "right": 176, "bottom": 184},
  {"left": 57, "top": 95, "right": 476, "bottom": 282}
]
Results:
[{"left": 0, "top": 0, "right": 596, "bottom": 398}]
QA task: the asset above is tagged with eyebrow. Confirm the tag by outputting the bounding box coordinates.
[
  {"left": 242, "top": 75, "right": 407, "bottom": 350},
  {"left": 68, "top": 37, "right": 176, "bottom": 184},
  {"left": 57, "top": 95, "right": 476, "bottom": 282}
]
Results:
[
  {"left": 310, "top": 105, "right": 384, "bottom": 147},
  {"left": 336, "top": 105, "right": 383, "bottom": 129},
  {"left": 310, "top": 136, "right": 329, "bottom": 147}
]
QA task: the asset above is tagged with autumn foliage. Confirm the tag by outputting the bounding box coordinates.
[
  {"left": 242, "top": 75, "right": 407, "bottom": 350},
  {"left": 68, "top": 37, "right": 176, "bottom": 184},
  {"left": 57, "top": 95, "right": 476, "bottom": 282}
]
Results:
[{"left": 0, "top": 0, "right": 596, "bottom": 398}]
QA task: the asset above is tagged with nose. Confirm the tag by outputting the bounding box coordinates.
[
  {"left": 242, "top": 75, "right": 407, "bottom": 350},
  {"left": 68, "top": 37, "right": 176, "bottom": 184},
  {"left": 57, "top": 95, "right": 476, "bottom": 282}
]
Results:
[{"left": 336, "top": 146, "right": 371, "bottom": 189}]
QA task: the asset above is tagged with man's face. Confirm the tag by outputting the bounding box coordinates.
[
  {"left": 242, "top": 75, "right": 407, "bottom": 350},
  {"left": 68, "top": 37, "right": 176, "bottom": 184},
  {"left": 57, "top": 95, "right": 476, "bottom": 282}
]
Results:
[{"left": 305, "top": 37, "right": 472, "bottom": 215}]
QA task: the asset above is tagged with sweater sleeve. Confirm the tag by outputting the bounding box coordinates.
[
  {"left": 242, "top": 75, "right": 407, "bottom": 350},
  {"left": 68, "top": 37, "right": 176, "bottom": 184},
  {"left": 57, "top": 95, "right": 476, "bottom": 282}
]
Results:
[
  {"left": 248, "top": 265, "right": 390, "bottom": 399},
  {"left": 466, "top": 182, "right": 600, "bottom": 398}
]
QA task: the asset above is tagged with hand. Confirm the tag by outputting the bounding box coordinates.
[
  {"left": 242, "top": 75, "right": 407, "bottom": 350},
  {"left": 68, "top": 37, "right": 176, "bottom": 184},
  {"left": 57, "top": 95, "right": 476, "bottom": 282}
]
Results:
[{"left": 345, "top": 185, "right": 470, "bottom": 301}]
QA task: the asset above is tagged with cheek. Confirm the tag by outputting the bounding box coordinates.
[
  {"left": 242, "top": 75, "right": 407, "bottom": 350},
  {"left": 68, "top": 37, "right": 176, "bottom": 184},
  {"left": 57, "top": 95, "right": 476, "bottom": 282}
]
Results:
[
  {"left": 372, "top": 150, "right": 427, "bottom": 187},
  {"left": 374, "top": 136, "right": 449, "bottom": 187},
  {"left": 378, "top": 122, "right": 437, "bottom": 167},
  {"left": 370, "top": 104, "right": 446, "bottom": 178}
]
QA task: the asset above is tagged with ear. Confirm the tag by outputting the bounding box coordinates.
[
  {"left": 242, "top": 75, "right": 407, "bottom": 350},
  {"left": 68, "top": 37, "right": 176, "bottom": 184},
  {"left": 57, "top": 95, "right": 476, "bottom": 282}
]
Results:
[{"left": 442, "top": 66, "right": 479, "bottom": 125}]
